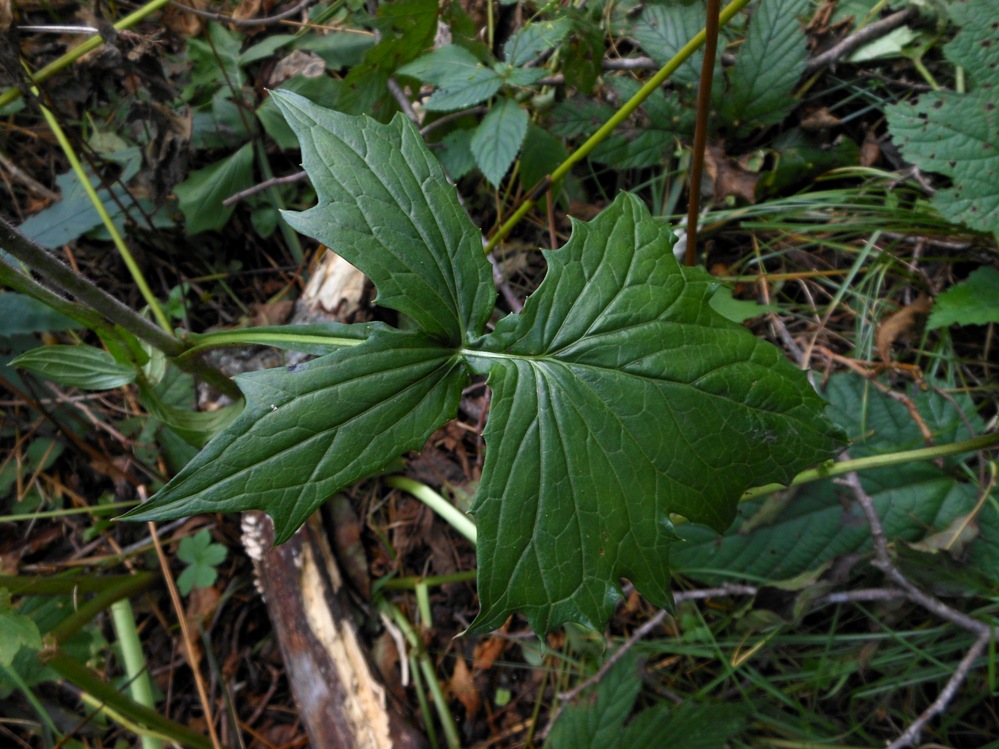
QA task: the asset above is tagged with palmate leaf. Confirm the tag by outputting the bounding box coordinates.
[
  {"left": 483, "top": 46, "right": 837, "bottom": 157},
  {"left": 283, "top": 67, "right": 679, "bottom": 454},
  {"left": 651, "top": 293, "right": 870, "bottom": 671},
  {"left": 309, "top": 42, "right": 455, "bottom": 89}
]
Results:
[
  {"left": 124, "top": 94, "right": 844, "bottom": 633},
  {"left": 464, "top": 194, "right": 844, "bottom": 632}
]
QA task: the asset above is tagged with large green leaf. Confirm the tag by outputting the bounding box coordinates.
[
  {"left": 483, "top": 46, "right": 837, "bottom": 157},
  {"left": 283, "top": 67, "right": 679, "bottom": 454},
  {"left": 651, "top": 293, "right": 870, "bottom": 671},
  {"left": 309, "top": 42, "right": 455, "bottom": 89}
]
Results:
[
  {"left": 718, "top": 0, "right": 809, "bottom": 135},
  {"left": 123, "top": 328, "right": 467, "bottom": 543},
  {"left": 271, "top": 90, "right": 495, "bottom": 344},
  {"left": 464, "top": 193, "right": 845, "bottom": 632},
  {"left": 125, "top": 96, "right": 845, "bottom": 633},
  {"left": 885, "top": 0, "right": 999, "bottom": 233}
]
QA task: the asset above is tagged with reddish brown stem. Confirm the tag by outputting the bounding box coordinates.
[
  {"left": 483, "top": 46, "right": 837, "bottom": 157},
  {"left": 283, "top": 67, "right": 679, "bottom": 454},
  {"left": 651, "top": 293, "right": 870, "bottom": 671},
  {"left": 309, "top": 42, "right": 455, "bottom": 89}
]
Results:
[{"left": 685, "top": 0, "right": 721, "bottom": 266}]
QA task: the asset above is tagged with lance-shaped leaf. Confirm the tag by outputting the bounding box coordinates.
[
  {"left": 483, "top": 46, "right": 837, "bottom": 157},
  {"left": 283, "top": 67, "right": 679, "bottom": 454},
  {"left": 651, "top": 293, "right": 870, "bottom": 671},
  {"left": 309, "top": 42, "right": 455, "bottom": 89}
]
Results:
[
  {"left": 464, "top": 193, "right": 845, "bottom": 633},
  {"left": 123, "top": 327, "right": 467, "bottom": 542},
  {"left": 270, "top": 90, "right": 496, "bottom": 344}
]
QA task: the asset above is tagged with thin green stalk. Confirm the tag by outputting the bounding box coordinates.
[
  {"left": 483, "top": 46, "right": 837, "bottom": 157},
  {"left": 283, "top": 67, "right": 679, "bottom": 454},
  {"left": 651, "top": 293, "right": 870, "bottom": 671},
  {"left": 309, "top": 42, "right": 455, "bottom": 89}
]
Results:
[
  {"left": 34, "top": 93, "right": 172, "bottom": 333},
  {"left": 111, "top": 599, "right": 163, "bottom": 749},
  {"left": 384, "top": 476, "right": 477, "bottom": 545},
  {"left": 0, "top": 0, "right": 175, "bottom": 109},
  {"left": 47, "top": 571, "right": 159, "bottom": 645},
  {"left": 379, "top": 570, "right": 477, "bottom": 590},
  {"left": 485, "top": 0, "right": 753, "bottom": 253},
  {"left": 381, "top": 599, "right": 460, "bottom": 749},
  {"left": 0, "top": 501, "right": 136, "bottom": 523},
  {"left": 44, "top": 650, "right": 214, "bottom": 749},
  {"left": 0, "top": 219, "right": 243, "bottom": 400},
  {"left": 0, "top": 573, "right": 153, "bottom": 596},
  {"left": 0, "top": 218, "right": 183, "bottom": 355},
  {"left": 740, "top": 432, "right": 999, "bottom": 503}
]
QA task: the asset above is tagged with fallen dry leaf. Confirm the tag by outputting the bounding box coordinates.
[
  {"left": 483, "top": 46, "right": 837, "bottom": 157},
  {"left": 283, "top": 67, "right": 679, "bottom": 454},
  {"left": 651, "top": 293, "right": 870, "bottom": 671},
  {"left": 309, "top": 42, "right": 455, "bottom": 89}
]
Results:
[{"left": 877, "top": 295, "right": 932, "bottom": 364}]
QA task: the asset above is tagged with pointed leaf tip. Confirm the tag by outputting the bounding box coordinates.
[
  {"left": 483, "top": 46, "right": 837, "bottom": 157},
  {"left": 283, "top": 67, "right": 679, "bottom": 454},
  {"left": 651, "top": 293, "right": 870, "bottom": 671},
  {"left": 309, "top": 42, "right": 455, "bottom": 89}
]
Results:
[{"left": 269, "top": 90, "right": 497, "bottom": 343}]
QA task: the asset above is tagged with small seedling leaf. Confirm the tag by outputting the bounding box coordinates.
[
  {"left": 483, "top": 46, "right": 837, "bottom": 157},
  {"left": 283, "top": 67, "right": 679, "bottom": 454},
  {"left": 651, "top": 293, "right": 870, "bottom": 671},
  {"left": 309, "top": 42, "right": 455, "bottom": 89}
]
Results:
[
  {"left": 502, "top": 17, "right": 572, "bottom": 67},
  {"left": 176, "top": 529, "right": 228, "bottom": 595}
]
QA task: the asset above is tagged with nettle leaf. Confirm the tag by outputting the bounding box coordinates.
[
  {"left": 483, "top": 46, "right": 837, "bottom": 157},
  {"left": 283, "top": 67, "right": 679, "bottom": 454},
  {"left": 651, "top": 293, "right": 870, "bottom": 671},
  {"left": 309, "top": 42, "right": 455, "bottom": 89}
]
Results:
[
  {"left": 398, "top": 46, "right": 503, "bottom": 112},
  {"left": 718, "top": 0, "right": 809, "bottom": 135},
  {"left": 124, "top": 94, "right": 844, "bottom": 633},
  {"left": 928, "top": 266, "right": 999, "bottom": 329},
  {"left": 470, "top": 98, "right": 529, "bottom": 187},
  {"left": 464, "top": 193, "right": 845, "bottom": 633},
  {"left": 886, "top": 0, "right": 999, "bottom": 233},
  {"left": 502, "top": 17, "right": 572, "bottom": 67},
  {"left": 631, "top": 0, "right": 711, "bottom": 86}
]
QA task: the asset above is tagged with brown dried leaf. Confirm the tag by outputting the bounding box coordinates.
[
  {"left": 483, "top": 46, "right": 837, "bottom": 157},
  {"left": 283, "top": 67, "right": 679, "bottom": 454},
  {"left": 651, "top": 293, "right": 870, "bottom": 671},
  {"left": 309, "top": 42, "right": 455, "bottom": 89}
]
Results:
[
  {"left": 704, "top": 143, "right": 759, "bottom": 205},
  {"left": 448, "top": 657, "right": 481, "bottom": 717},
  {"left": 877, "top": 295, "right": 932, "bottom": 364}
]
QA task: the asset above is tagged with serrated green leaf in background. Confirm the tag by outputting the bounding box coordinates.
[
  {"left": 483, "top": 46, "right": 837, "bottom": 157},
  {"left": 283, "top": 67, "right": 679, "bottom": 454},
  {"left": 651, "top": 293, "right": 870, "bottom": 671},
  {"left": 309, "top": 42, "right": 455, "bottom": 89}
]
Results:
[
  {"left": 927, "top": 266, "right": 999, "bottom": 329},
  {"left": 270, "top": 90, "right": 496, "bottom": 343},
  {"left": 397, "top": 46, "right": 503, "bottom": 112},
  {"left": 11, "top": 345, "right": 136, "bottom": 390},
  {"left": 174, "top": 142, "right": 255, "bottom": 235},
  {"left": 502, "top": 17, "right": 572, "bottom": 66},
  {"left": 631, "top": 0, "right": 713, "bottom": 86},
  {"left": 719, "top": 0, "right": 809, "bottom": 135},
  {"left": 548, "top": 653, "right": 643, "bottom": 749},
  {"left": 885, "top": 0, "right": 999, "bottom": 233},
  {"left": 548, "top": 652, "right": 748, "bottom": 749},
  {"left": 465, "top": 193, "right": 845, "bottom": 633},
  {"left": 470, "top": 98, "right": 529, "bottom": 187},
  {"left": 670, "top": 372, "right": 998, "bottom": 586}
]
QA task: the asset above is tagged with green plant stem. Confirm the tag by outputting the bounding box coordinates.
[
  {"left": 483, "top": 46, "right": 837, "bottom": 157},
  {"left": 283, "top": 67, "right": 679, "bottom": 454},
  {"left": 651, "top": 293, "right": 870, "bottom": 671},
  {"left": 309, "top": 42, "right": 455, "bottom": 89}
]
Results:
[
  {"left": 380, "top": 599, "right": 460, "bottom": 749},
  {"left": 484, "top": 0, "right": 752, "bottom": 253},
  {"left": 0, "top": 0, "right": 175, "bottom": 109},
  {"left": 379, "top": 570, "right": 477, "bottom": 590},
  {"left": 0, "top": 219, "right": 243, "bottom": 400},
  {"left": 685, "top": 0, "right": 721, "bottom": 266},
  {"left": 0, "top": 500, "right": 136, "bottom": 523},
  {"left": 740, "top": 432, "right": 999, "bottom": 503},
  {"left": 254, "top": 141, "right": 304, "bottom": 263},
  {"left": 46, "top": 572, "right": 159, "bottom": 645},
  {"left": 0, "top": 573, "right": 154, "bottom": 596},
  {"left": 384, "top": 476, "right": 477, "bottom": 544},
  {"left": 44, "top": 650, "right": 214, "bottom": 749},
  {"left": 34, "top": 93, "right": 172, "bottom": 333},
  {"left": 110, "top": 599, "right": 163, "bottom": 749},
  {"left": 0, "top": 218, "right": 183, "bottom": 354},
  {"left": 175, "top": 329, "right": 364, "bottom": 362}
]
